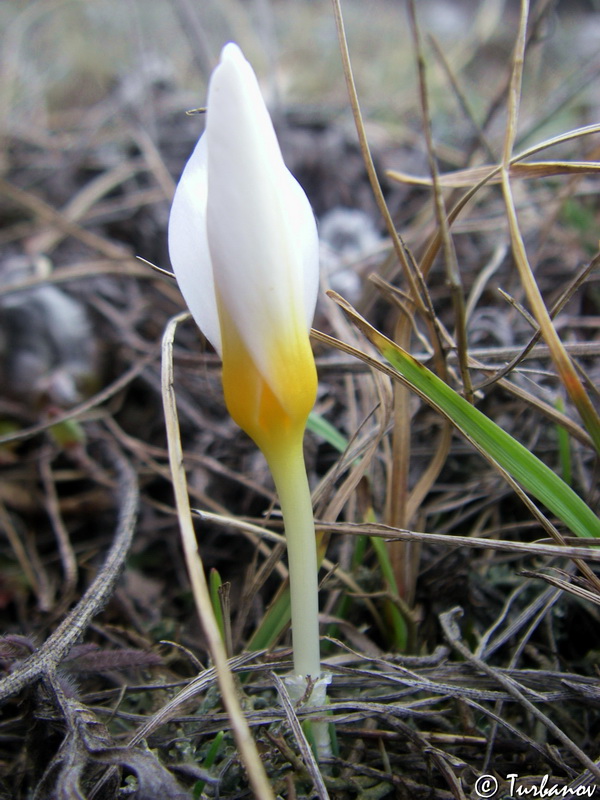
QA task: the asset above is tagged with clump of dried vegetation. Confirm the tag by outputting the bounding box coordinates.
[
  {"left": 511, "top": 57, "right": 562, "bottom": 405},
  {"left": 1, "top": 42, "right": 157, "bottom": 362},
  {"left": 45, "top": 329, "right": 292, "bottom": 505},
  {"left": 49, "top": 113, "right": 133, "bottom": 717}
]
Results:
[{"left": 0, "top": 0, "right": 599, "bottom": 797}]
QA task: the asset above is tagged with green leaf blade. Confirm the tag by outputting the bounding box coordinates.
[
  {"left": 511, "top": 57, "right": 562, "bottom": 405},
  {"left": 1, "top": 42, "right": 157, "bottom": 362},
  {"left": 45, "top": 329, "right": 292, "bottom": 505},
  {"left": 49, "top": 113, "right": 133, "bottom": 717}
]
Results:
[{"left": 377, "top": 340, "right": 600, "bottom": 539}]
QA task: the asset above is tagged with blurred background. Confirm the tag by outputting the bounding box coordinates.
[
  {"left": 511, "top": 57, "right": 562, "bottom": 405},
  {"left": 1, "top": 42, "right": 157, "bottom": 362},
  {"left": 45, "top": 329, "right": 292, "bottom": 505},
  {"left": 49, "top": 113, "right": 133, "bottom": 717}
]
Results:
[{"left": 2, "top": 0, "right": 599, "bottom": 254}]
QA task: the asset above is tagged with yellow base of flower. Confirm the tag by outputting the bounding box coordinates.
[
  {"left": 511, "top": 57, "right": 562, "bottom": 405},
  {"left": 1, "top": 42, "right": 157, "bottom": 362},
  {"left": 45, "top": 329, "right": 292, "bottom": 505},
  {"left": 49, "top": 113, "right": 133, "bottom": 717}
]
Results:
[{"left": 219, "top": 300, "right": 317, "bottom": 460}]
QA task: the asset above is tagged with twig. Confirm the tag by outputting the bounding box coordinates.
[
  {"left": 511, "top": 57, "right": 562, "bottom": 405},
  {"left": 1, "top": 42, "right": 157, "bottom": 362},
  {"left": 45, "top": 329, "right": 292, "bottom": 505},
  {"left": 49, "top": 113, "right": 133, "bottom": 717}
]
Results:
[
  {"left": 0, "top": 441, "right": 138, "bottom": 702},
  {"left": 439, "top": 607, "right": 600, "bottom": 781}
]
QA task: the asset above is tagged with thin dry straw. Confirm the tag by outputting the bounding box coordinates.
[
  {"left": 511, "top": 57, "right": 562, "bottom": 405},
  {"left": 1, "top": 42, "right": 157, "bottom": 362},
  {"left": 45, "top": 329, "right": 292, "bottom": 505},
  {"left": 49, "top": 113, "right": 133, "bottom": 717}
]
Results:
[{"left": 162, "top": 311, "right": 275, "bottom": 800}]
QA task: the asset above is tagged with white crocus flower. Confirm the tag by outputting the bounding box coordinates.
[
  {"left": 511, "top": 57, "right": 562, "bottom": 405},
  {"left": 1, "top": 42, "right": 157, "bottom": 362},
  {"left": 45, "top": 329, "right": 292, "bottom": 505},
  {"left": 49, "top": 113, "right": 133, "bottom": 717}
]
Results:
[{"left": 168, "top": 43, "right": 322, "bottom": 685}]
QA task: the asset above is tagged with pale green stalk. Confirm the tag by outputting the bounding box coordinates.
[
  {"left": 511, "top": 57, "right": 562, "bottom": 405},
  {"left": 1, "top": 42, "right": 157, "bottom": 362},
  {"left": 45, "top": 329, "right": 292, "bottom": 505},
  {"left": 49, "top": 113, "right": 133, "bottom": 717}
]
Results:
[
  {"left": 266, "top": 432, "right": 321, "bottom": 680},
  {"left": 267, "top": 435, "right": 332, "bottom": 761}
]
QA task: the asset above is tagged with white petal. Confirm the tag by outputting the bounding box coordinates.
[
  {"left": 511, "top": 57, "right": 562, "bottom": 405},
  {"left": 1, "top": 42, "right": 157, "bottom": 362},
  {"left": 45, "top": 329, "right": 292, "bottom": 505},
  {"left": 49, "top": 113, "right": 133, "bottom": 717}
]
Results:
[
  {"left": 205, "top": 44, "right": 319, "bottom": 384},
  {"left": 281, "top": 169, "right": 320, "bottom": 332},
  {"left": 168, "top": 134, "right": 222, "bottom": 355}
]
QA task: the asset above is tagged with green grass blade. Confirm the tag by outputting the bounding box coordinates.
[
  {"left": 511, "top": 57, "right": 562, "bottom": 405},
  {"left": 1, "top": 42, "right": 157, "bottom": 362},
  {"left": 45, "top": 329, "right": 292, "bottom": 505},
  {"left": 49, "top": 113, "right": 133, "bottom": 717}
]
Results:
[
  {"left": 369, "top": 534, "right": 408, "bottom": 649},
  {"left": 555, "top": 396, "right": 573, "bottom": 486},
  {"left": 209, "top": 568, "right": 225, "bottom": 644},
  {"left": 247, "top": 587, "right": 290, "bottom": 652},
  {"left": 333, "top": 295, "right": 600, "bottom": 539},
  {"left": 307, "top": 410, "right": 349, "bottom": 454},
  {"left": 194, "top": 730, "right": 225, "bottom": 798}
]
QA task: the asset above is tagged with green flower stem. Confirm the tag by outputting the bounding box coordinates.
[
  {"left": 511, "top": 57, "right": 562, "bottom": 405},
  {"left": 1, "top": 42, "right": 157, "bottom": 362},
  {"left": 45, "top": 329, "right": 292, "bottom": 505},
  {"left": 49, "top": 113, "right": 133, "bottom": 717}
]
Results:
[
  {"left": 266, "top": 432, "right": 321, "bottom": 681},
  {"left": 267, "top": 435, "right": 331, "bottom": 761}
]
